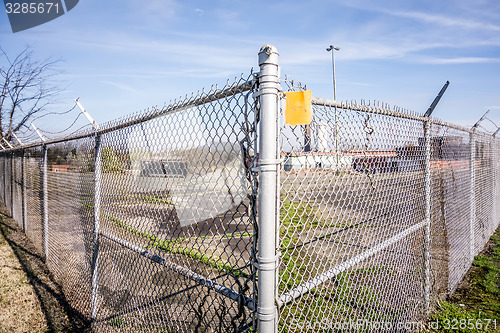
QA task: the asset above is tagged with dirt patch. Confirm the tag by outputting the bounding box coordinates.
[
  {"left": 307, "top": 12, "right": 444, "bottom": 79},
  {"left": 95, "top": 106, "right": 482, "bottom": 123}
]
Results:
[{"left": 0, "top": 203, "right": 91, "bottom": 332}]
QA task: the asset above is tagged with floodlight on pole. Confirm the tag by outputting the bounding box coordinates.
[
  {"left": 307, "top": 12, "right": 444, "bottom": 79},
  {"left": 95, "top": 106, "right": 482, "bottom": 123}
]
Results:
[{"left": 326, "top": 45, "right": 340, "bottom": 101}]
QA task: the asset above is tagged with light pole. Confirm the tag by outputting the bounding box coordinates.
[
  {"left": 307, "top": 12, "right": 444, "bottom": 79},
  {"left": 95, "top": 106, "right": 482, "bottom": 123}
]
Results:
[
  {"left": 326, "top": 45, "right": 340, "bottom": 100},
  {"left": 327, "top": 45, "right": 340, "bottom": 168}
]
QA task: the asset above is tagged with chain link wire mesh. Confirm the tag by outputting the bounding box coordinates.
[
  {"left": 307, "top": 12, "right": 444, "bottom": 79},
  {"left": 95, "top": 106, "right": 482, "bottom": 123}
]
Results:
[
  {"left": 428, "top": 124, "right": 472, "bottom": 295},
  {"left": 45, "top": 138, "right": 96, "bottom": 317},
  {"left": 474, "top": 133, "right": 496, "bottom": 255},
  {"left": 278, "top": 99, "right": 428, "bottom": 332},
  {"left": 0, "top": 61, "right": 499, "bottom": 332},
  {"left": 24, "top": 147, "right": 45, "bottom": 254},
  {"left": 12, "top": 152, "right": 23, "bottom": 229},
  {"left": 5, "top": 154, "right": 12, "bottom": 214}
]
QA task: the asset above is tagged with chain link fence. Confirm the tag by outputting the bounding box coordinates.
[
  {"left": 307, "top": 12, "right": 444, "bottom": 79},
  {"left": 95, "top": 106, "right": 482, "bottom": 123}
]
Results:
[
  {"left": 0, "top": 45, "right": 499, "bottom": 332},
  {"left": 0, "top": 73, "right": 259, "bottom": 332},
  {"left": 277, "top": 95, "right": 500, "bottom": 332}
]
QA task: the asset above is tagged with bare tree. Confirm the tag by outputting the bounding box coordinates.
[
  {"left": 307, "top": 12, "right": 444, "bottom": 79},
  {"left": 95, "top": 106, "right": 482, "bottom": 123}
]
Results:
[{"left": 0, "top": 46, "right": 61, "bottom": 142}]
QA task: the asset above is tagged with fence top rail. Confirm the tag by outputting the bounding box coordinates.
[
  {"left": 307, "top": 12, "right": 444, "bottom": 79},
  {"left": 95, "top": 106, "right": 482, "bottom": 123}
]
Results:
[
  {"left": 3, "top": 76, "right": 254, "bottom": 152},
  {"left": 312, "top": 96, "right": 497, "bottom": 137},
  {"left": 1, "top": 81, "right": 496, "bottom": 153}
]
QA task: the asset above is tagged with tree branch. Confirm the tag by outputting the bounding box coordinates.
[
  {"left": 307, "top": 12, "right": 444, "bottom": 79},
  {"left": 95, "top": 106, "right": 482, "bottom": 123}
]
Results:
[{"left": 0, "top": 45, "right": 62, "bottom": 141}]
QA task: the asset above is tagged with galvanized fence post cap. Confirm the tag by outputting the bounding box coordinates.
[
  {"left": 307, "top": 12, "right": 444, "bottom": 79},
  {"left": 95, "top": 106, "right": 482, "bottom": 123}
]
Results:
[{"left": 259, "top": 44, "right": 279, "bottom": 65}]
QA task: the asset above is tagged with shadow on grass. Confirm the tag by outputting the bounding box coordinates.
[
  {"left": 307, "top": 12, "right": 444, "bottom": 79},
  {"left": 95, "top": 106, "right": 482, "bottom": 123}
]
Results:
[{"left": 0, "top": 208, "right": 91, "bottom": 332}]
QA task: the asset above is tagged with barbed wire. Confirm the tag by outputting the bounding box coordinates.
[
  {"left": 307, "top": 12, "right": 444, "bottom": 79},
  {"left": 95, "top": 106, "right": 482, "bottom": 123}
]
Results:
[
  {"left": 60, "top": 123, "right": 92, "bottom": 139},
  {"left": 38, "top": 111, "right": 85, "bottom": 135},
  {"left": 6, "top": 101, "right": 91, "bottom": 143},
  {"left": 484, "top": 117, "right": 498, "bottom": 128},
  {"left": 31, "top": 102, "right": 78, "bottom": 122},
  {"left": 15, "top": 124, "right": 39, "bottom": 141},
  {"left": 478, "top": 124, "right": 495, "bottom": 134}
]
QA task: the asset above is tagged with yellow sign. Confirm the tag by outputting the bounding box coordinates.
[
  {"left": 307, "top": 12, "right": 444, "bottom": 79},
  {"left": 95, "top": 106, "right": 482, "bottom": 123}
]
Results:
[{"left": 284, "top": 90, "right": 312, "bottom": 125}]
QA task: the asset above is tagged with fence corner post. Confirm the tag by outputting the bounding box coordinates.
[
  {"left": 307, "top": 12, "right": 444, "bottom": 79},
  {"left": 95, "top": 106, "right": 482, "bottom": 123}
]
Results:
[{"left": 256, "top": 44, "right": 280, "bottom": 333}]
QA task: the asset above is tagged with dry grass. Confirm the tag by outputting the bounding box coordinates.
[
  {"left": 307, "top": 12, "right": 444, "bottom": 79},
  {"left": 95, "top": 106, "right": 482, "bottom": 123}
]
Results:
[
  {"left": 0, "top": 204, "right": 91, "bottom": 333},
  {"left": 0, "top": 221, "right": 47, "bottom": 332}
]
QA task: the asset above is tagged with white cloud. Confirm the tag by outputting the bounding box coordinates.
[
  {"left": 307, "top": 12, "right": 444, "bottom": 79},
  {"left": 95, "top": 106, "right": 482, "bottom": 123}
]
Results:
[
  {"left": 137, "top": 0, "right": 177, "bottom": 19},
  {"left": 102, "top": 81, "right": 142, "bottom": 95},
  {"left": 385, "top": 10, "right": 500, "bottom": 32},
  {"left": 420, "top": 57, "right": 500, "bottom": 65},
  {"left": 338, "top": 0, "right": 500, "bottom": 32},
  {"left": 213, "top": 9, "right": 249, "bottom": 30}
]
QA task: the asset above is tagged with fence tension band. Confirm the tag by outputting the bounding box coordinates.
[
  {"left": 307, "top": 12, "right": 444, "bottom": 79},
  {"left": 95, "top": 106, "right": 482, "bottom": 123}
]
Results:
[
  {"left": 252, "top": 254, "right": 280, "bottom": 271},
  {"left": 257, "top": 304, "right": 277, "bottom": 322},
  {"left": 252, "top": 82, "right": 281, "bottom": 99},
  {"left": 252, "top": 158, "right": 282, "bottom": 172}
]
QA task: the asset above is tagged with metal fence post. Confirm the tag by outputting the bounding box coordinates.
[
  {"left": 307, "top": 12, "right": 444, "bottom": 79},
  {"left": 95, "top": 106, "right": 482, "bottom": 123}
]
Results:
[
  {"left": 3, "top": 153, "right": 6, "bottom": 205},
  {"left": 91, "top": 134, "right": 102, "bottom": 320},
  {"left": 423, "top": 120, "right": 431, "bottom": 316},
  {"left": 10, "top": 153, "right": 13, "bottom": 215},
  {"left": 493, "top": 137, "right": 498, "bottom": 231},
  {"left": 469, "top": 132, "right": 475, "bottom": 263},
  {"left": 21, "top": 150, "right": 27, "bottom": 232},
  {"left": 256, "top": 44, "right": 280, "bottom": 333},
  {"left": 43, "top": 145, "right": 49, "bottom": 262},
  {"left": 496, "top": 138, "right": 500, "bottom": 229}
]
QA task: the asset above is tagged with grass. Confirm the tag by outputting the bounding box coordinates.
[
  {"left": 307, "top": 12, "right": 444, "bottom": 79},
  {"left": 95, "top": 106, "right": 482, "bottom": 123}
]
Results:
[
  {"left": 425, "top": 228, "right": 500, "bottom": 332},
  {"left": 279, "top": 199, "right": 321, "bottom": 290},
  {"left": 279, "top": 199, "right": 500, "bottom": 332},
  {"left": 80, "top": 199, "right": 253, "bottom": 278},
  {"left": 279, "top": 200, "right": 393, "bottom": 332},
  {"left": 108, "top": 316, "right": 127, "bottom": 328}
]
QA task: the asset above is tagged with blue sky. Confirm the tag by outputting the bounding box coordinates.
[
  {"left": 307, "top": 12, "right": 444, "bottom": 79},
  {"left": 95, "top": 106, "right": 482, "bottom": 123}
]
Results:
[{"left": 1, "top": 0, "right": 499, "bottom": 141}]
